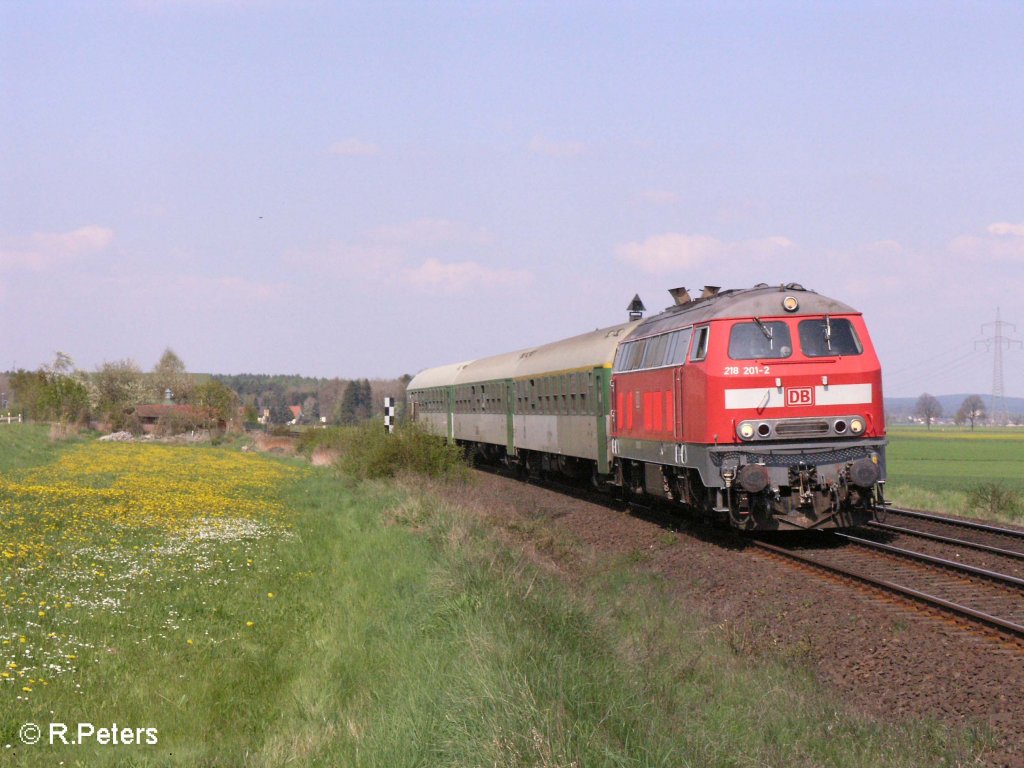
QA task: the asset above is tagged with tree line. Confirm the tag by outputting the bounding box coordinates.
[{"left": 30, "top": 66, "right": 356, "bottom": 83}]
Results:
[
  {"left": 913, "top": 392, "right": 1022, "bottom": 429},
  {"left": 3, "top": 350, "right": 412, "bottom": 431}
]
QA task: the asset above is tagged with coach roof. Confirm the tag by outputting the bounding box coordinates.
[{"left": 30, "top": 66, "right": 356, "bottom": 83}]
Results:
[
  {"left": 513, "top": 321, "right": 639, "bottom": 379},
  {"left": 407, "top": 360, "right": 475, "bottom": 391},
  {"left": 411, "top": 321, "right": 642, "bottom": 390}
]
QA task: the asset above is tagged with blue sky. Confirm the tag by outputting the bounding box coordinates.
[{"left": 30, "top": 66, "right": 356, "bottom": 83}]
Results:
[{"left": 2, "top": 0, "right": 1022, "bottom": 397}]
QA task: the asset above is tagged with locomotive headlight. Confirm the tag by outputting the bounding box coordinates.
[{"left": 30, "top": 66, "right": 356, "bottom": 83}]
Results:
[
  {"left": 738, "top": 422, "right": 755, "bottom": 440},
  {"left": 849, "top": 418, "right": 865, "bottom": 435},
  {"left": 782, "top": 295, "right": 799, "bottom": 312}
]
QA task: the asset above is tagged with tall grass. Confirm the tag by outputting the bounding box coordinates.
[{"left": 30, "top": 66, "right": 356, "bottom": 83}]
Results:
[{"left": 250, "top": 479, "right": 986, "bottom": 766}]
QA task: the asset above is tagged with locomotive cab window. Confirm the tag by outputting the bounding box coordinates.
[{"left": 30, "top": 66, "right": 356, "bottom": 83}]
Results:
[
  {"left": 798, "top": 317, "right": 863, "bottom": 357},
  {"left": 728, "top": 321, "right": 792, "bottom": 360},
  {"left": 690, "top": 326, "right": 710, "bottom": 362}
]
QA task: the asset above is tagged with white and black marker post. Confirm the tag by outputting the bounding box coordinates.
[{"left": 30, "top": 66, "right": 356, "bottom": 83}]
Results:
[{"left": 384, "top": 397, "right": 396, "bottom": 434}]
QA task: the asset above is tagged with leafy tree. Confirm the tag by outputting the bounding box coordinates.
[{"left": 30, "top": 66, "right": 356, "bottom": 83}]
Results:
[
  {"left": 153, "top": 348, "right": 192, "bottom": 402},
  {"left": 192, "top": 379, "right": 239, "bottom": 427},
  {"left": 914, "top": 393, "right": 943, "bottom": 430},
  {"left": 13, "top": 352, "right": 92, "bottom": 423},
  {"left": 93, "top": 359, "right": 153, "bottom": 428},
  {"left": 9, "top": 369, "right": 46, "bottom": 418},
  {"left": 955, "top": 395, "right": 986, "bottom": 431}
]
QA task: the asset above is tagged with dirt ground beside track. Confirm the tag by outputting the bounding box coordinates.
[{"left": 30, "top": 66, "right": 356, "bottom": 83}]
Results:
[{"left": 438, "top": 472, "right": 1024, "bottom": 768}]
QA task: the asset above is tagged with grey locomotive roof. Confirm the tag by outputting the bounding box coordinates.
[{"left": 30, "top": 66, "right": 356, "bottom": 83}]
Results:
[{"left": 630, "top": 283, "right": 859, "bottom": 339}]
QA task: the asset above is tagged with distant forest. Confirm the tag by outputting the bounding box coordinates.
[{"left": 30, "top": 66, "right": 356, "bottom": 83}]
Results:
[{"left": 211, "top": 372, "right": 412, "bottom": 425}]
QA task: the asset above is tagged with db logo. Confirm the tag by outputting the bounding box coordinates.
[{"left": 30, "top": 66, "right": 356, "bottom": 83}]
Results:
[{"left": 786, "top": 387, "right": 814, "bottom": 406}]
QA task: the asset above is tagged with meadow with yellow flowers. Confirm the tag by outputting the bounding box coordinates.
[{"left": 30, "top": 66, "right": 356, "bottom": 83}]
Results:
[
  {"left": 0, "top": 425, "right": 987, "bottom": 766},
  {"left": 1, "top": 427, "right": 304, "bottom": 764}
]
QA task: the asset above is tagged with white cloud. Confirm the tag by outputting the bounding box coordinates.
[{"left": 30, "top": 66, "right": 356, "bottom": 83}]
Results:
[
  {"left": 0, "top": 225, "right": 114, "bottom": 271},
  {"left": 402, "top": 258, "right": 531, "bottom": 295},
  {"left": 527, "top": 135, "right": 586, "bottom": 158},
  {"left": 615, "top": 232, "right": 793, "bottom": 273},
  {"left": 949, "top": 222, "right": 1024, "bottom": 262},
  {"left": 328, "top": 138, "right": 380, "bottom": 157},
  {"left": 987, "top": 222, "right": 1024, "bottom": 237},
  {"left": 285, "top": 218, "right": 496, "bottom": 279}
]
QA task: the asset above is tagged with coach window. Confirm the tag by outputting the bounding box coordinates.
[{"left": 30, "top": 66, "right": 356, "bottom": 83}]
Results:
[
  {"left": 798, "top": 317, "right": 863, "bottom": 357},
  {"left": 690, "top": 327, "right": 710, "bottom": 362},
  {"left": 728, "top": 321, "right": 793, "bottom": 360}
]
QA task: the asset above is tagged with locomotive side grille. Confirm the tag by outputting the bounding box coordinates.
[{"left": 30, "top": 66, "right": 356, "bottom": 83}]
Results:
[{"left": 774, "top": 419, "right": 830, "bottom": 436}]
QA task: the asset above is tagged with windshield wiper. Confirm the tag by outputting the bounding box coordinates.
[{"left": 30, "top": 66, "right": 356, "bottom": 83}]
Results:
[
  {"left": 824, "top": 314, "right": 832, "bottom": 351},
  {"left": 753, "top": 317, "right": 774, "bottom": 349}
]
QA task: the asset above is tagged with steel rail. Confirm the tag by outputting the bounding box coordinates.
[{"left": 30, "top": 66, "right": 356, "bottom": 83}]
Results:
[
  {"left": 866, "top": 520, "right": 1024, "bottom": 561},
  {"left": 883, "top": 506, "right": 1024, "bottom": 540},
  {"left": 835, "top": 533, "right": 1024, "bottom": 588},
  {"left": 751, "top": 539, "right": 1024, "bottom": 640}
]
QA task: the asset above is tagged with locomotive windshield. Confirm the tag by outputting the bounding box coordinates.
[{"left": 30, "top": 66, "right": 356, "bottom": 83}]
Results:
[
  {"left": 728, "top": 321, "right": 793, "bottom": 360},
  {"left": 798, "top": 317, "right": 862, "bottom": 357}
]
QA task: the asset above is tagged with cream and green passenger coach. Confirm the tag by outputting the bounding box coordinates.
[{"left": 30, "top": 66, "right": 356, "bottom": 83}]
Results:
[{"left": 407, "top": 321, "right": 640, "bottom": 476}]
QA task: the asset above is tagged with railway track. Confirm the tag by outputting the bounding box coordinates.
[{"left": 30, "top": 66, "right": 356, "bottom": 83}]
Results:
[
  {"left": 752, "top": 531, "right": 1024, "bottom": 644},
  {"left": 869, "top": 506, "right": 1024, "bottom": 561},
  {"left": 476, "top": 466, "right": 1024, "bottom": 644}
]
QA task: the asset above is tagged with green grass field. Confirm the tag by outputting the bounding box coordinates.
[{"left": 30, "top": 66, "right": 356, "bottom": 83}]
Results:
[
  {"left": 884, "top": 426, "right": 1024, "bottom": 522},
  {"left": 0, "top": 425, "right": 990, "bottom": 765}
]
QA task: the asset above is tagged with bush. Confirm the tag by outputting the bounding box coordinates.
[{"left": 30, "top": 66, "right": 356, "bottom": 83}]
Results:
[
  {"left": 296, "top": 426, "right": 349, "bottom": 456},
  {"left": 967, "top": 482, "right": 1021, "bottom": 520},
  {"left": 312, "top": 422, "right": 468, "bottom": 481},
  {"left": 155, "top": 411, "right": 200, "bottom": 437}
]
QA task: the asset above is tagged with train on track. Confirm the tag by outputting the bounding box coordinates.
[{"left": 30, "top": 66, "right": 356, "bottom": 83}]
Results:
[{"left": 407, "top": 283, "right": 887, "bottom": 531}]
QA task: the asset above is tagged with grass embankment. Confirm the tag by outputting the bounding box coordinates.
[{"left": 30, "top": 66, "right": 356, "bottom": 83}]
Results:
[
  {"left": 1, "top": 424, "right": 987, "bottom": 765},
  {"left": 885, "top": 426, "right": 1024, "bottom": 523}
]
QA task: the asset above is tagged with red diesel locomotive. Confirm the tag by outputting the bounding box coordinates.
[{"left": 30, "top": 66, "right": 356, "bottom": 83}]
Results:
[
  {"left": 610, "top": 283, "right": 885, "bottom": 530},
  {"left": 407, "top": 282, "right": 886, "bottom": 531}
]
